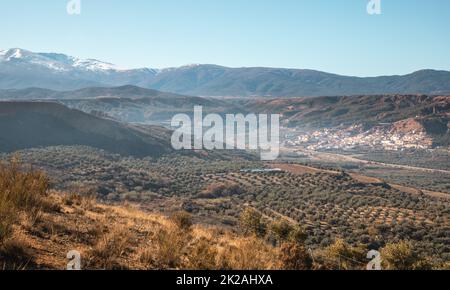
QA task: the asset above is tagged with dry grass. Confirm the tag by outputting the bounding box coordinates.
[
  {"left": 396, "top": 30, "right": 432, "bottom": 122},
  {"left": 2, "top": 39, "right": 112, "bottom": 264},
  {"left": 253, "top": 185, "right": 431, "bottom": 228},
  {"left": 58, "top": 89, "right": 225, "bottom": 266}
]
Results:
[
  {"left": 153, "top": 224, "right": 190, "bottom": 269},
  {"left": 169, "top": 211, "right": 193, "bottom": 231},
  {"left": 216, "top": 237, "right": 281, "bottom": 270},
  {"left": 185, "top": 237, "right": 218, "bottom": 270},
  {"left": 0, "top": 158, "right": 53, "bottom": 267},
  {"left": 0, "top": 239, "right": 33, "bottom": 270},
  {"left": 2, "top": 188, "right": 443, "bottom": 270},
  {"left": 1, "top": 159, "right": 442, "bottom": 270},
  {"left": 0, "top": 200, "right": 16, "bottom": 246},
  {"left": 0, "top": 157, "right": 49, "bottom": 214},
  {"left": 86, "top": 226, "right": 132, "bottom": 269}
]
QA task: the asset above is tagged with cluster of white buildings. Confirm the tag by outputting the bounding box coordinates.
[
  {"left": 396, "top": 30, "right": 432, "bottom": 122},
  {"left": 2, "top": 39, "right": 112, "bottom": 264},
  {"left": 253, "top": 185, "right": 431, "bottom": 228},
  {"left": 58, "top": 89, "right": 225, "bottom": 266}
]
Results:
[{"left": 284, "top": 126, "right": 433, "bottom": 151}]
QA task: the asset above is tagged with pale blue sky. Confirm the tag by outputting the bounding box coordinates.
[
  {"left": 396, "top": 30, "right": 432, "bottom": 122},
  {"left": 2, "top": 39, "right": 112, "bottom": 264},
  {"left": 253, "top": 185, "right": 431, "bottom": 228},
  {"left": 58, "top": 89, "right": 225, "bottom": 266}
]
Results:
[{"left": 0, "top": 0, "right": 449, "bottom": 76}]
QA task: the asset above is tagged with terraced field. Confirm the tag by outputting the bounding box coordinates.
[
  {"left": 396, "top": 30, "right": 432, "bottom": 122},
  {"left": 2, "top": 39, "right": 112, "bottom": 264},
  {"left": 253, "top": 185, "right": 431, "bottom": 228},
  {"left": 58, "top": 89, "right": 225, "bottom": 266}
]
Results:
[{"left": 3, "top": 145, "right": 449, "bottom": 264}]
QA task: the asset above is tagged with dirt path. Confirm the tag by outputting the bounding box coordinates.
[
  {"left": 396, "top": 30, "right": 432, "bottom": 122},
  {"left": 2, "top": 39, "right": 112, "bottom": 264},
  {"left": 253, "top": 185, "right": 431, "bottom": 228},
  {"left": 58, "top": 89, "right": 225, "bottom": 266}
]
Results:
[
  {"left": 276, "top": 149, "right": 450, "bottom": 200},
  {"left": 271, "top": 163, "right": 338, "bottom": 175},
  {"left": 310, "top": 151, "right": 450, "bottom": 175}
]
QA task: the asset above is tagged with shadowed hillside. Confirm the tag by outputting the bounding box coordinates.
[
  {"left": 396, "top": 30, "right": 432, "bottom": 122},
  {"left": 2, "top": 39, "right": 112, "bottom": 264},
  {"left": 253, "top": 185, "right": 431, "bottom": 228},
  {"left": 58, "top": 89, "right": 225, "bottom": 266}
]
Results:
[
  {"left": 245, "top": 94, "right": 450, "bottom": 129},
  {"left": 0, "top": 102, "right": 173, "bottom": 157},
  {"left": 0, "top": 86, "right": 243, "bottom": 123}
]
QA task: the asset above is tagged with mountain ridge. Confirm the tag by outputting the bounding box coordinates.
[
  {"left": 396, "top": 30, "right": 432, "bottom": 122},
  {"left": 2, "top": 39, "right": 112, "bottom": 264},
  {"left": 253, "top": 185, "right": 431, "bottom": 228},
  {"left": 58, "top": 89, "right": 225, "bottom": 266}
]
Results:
[
  {"left": 0, "top": 86, "right": 242, "bottom": 123},
  {"left": 1, "top": 48, "right": 450, "bottom": 97},
  {"left": 0, "top": 85, "right": 194, "bottom": 100},
  {"left": 245, "top": 94, "right": 450, "bottom": 128}
]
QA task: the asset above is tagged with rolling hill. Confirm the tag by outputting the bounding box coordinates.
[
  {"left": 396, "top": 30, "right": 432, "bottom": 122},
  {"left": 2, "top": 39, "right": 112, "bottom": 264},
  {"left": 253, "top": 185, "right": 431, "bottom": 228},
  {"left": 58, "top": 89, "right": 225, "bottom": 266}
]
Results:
[
  {"left": 0, "top": 85, "right": 186, "bottom": 100},
  {"left": 0, "top": 86, "right": 242, "bottom": 123},
  {"left": 1, "top": 48, "right": 450, "bottom": 97},
  {"left": 0, "top": 101, "right": 173, "bottom": 157},
  {"left": 244, "top": 95, "right": 450, "bottom": 128},
  {"left": 242, "top": 94, "right": 450, "bottom": 147}
]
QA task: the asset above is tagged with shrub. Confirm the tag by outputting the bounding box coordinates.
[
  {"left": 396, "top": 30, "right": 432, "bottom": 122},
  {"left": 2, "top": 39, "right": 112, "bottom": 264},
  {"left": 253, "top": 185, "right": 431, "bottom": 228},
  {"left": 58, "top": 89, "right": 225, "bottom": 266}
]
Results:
[
  {"left": 199, "top": 182, "right": 244, "bottom": 198},
  {"left": 288, "top": 225, "right": 308, "bottom": 245},
  {"left": 239, "top": 207, "right": 266, "bottom": 238},
  {"left": 138, "top": 247, "right": 154, "bottom": 269},
  {"left": 0, "top": 200, "right": 16, "bottom": 245},
  {"left": 0, "top": 158, "right": 50, "bottom": 245},
  {"left": 154, "top": 225, "right": 190, "bottom": 269},
  {"left": 63, "top": 193, "right": 83, "bottom": 206},
  {"left": 87, "top": 227, "right": 131, "bottom": 270},
  {"left": 217, "top": 237, "right": 281, "bottom": 270},
  {"left": 324, "top": 239, "right": 367, "bottom": 270},
  {"left": 270, "top": 220, "right": 293, "bottom": 243},
  {"left": 170, "top": 211, "right": 193, "bottom": 231},
  {"left": 0, "top": 158, "right": 49, "bottom": 212},
  {"left": 279, "top": 242, "right": 313, "bottom": 270},
  {"left": 186, "top": 238, "right": 218, "bottom": 270},
  {"left": 0, "top": 239, "right": 33, "bottom": 270},
  {"left": 381, "top": 241, "right": 428, "bottom": 270}
]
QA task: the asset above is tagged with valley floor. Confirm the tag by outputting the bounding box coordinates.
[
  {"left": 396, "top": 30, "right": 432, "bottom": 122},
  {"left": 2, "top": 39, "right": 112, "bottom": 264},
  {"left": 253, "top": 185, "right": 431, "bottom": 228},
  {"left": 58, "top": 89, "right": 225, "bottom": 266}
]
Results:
[{"left": 1, "top": 147, "right": 449, "bottom": 270}]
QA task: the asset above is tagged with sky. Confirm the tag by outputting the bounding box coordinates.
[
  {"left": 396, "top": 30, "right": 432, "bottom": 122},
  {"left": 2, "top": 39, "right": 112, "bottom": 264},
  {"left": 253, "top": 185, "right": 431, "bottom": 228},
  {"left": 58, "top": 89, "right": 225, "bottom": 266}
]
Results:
[{"left": 0, "top": 0, "right": 449, "bottom": 76}]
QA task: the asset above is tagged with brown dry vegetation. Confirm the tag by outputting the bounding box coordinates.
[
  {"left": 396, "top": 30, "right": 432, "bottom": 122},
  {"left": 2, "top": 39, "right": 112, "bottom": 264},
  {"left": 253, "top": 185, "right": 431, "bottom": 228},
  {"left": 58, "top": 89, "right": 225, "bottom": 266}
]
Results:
[
  {"left": 1, "top": 192, "right": 285, "bottom": 270},
  {"left": 0, "top": 159, "right": 447, "bottom": 270},
  {"left": 0, "top": 159, "right": 282, "bottom": 270}
]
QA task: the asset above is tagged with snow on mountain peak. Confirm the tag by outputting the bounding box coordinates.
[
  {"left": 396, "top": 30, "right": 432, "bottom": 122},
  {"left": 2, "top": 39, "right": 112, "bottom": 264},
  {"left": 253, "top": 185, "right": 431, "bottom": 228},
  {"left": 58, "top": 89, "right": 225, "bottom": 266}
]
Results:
[
  {"left": 1, "top": 48, "right": 28, "bottom": 60},
  {"left": 73, "top": 58, "right": 123, "bottom": 71},
  {"left": 7, "top": 48, "right": 23, "bottom": 59},
  {"left": 0, "top": 48, "right": 69, "bottom": 71},
  {"left": 0, "top": 48, "right": 128, "bottom": 72}
]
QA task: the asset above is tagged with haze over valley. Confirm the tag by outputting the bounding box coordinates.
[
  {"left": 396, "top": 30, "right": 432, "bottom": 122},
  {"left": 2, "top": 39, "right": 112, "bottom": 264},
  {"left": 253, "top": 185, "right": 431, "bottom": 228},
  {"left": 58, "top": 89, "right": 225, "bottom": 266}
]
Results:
[{"left": 1, "top": 29, "right": 449, "bottom": 271}]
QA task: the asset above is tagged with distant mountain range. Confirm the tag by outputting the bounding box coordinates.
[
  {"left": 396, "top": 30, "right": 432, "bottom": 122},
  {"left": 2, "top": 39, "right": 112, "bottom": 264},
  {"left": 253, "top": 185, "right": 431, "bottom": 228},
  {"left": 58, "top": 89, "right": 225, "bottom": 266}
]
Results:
[
  {"left": 1, "top": 48, "right": 450, "bottom": 97},
  {"left": 0, "top": 85, "right": 191, "bottom": 100},
  {"left": 0, "top": 86, "right": 242, "bottom": 123}
]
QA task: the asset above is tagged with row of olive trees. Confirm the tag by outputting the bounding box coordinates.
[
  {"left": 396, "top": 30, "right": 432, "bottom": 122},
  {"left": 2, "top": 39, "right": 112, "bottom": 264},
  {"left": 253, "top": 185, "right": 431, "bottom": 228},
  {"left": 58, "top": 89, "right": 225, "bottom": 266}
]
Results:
[{"left": 238, "top": 207, "right": 442, "bottom": 270}]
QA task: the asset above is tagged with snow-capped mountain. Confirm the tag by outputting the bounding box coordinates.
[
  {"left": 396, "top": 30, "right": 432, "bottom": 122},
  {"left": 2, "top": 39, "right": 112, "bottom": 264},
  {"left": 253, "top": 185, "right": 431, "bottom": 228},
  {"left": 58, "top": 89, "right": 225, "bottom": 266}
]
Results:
[
  {"left": 0, "top": 48, "right": 64, "bottom": 71},
  {"left": 0, "top": 48, "right": 159, "bottom": 90},
  {"left": 0, "top": 48, "right": 125, "bottom": 72},
  {"left": 1, "top": 48, "right": 450, "bottom": 96}
]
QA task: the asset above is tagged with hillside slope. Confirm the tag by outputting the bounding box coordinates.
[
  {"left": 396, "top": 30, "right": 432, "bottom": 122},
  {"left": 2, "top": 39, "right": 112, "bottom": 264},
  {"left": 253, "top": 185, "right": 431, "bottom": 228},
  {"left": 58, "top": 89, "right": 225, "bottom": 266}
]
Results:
[
  {"left": 0, "top": 86, "right": 244, "bottom": 123},
  {"left": 3, "top": 192, "right": 284, "bottom": 270},
  {"left": 0, "top": 85, "right": 190, "bottom": 100},
  {"left": 1, "top": 160, "right": 446, "bottom": 270},
  {"left": 145, "top": 66, "right": 450, "bottom": 97},
  {"left": 245, "top": 95, "right": 450, "bottom": 128},
  {"left": 0, "top": 102, "right": 172, "bottom": 157}
]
